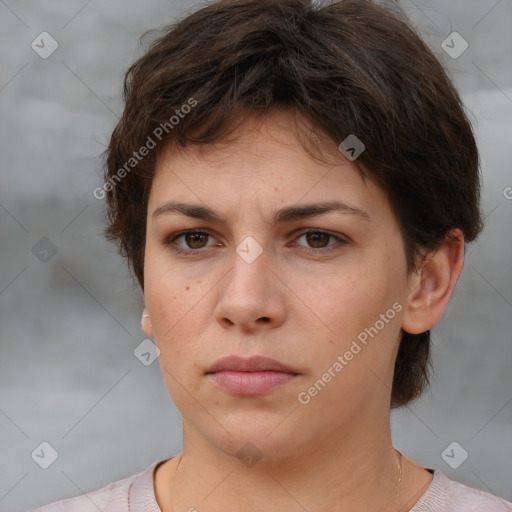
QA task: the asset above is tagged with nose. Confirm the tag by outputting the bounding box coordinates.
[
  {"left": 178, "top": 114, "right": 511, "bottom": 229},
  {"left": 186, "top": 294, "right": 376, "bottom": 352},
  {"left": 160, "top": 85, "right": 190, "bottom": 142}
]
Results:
[{"left": 214, "top": 248, "right": 287, "bottom": 333}]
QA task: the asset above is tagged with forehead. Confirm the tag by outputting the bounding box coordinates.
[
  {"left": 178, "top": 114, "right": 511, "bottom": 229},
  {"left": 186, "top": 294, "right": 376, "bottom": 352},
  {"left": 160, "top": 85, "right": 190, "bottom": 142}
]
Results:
[{"left": 148, "top": 109, "right": 391, "bottom": 224}]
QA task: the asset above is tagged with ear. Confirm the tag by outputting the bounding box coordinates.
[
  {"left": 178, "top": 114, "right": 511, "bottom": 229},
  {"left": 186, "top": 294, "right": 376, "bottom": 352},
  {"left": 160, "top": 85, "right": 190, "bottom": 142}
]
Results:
[
  {"left": 402, "top": 229, "right": 465, "bottom": 335},
  {"left": 141, "top": 307, "right": 154, "bottom": 339}
]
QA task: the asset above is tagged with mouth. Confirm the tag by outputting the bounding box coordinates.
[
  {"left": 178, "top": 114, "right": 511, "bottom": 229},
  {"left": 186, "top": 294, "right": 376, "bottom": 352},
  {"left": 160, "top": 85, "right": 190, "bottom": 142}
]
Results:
[{"left": 205, "top": 355, "right": 300, "bottom": 395}]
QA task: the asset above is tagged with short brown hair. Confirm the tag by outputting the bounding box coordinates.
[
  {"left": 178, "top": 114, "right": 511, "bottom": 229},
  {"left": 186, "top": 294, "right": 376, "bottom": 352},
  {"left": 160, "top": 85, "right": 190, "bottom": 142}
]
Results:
[{"left": 103, "top": 0, "right": 483, "bottom": 407}]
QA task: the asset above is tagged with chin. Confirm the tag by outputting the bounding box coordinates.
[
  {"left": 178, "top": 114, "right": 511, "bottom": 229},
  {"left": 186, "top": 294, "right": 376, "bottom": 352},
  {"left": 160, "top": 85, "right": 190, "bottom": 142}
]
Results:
[{"left": 198, "top": 416, "right": 309, "bottom": 465}]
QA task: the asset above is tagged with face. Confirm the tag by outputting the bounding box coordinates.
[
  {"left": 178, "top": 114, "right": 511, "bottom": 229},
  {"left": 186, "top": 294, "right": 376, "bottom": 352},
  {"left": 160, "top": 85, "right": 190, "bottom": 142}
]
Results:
[{"left": 143, "top": 109, "right": 412, "bottom": 461}]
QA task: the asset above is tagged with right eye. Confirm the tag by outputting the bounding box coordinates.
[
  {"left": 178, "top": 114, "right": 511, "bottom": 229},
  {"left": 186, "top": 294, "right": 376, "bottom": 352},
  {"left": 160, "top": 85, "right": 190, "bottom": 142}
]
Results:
[{"left": 164, "top": 229, "right": 222, "bottom": 255}]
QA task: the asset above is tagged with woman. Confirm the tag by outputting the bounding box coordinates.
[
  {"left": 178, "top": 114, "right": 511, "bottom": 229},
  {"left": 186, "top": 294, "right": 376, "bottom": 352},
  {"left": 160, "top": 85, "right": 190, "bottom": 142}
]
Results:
[{"left": 33, "top": 0, "right": 512, "bottom": 510}]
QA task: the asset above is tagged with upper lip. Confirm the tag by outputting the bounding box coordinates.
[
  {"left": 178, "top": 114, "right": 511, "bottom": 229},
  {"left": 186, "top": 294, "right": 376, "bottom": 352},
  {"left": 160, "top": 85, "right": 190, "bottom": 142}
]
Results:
[{"left": 206, "top": 355, "right": 299, "bottom": 374}]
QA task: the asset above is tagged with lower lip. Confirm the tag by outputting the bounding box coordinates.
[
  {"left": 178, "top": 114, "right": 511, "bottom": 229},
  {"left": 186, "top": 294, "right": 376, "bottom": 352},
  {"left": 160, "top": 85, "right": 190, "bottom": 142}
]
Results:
[{"left": 207, "top": 371, "right": 298, "bottom": 395}]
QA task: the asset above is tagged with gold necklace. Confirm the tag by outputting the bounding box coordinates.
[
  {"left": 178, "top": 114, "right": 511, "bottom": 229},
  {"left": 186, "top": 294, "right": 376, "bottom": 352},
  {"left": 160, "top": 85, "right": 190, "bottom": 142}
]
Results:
[
  {"left": 394, "top": 449, "right": 403, "bottom": 511},
  {"left": 170, "top": 450, "right": 403, "bottom": 511}
]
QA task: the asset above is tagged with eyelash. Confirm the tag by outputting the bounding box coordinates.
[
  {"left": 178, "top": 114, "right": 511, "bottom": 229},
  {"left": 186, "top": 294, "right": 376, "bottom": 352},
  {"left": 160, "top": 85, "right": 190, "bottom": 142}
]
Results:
[{"left": 164, "top": 228, "right": 349, "bottom": 256}]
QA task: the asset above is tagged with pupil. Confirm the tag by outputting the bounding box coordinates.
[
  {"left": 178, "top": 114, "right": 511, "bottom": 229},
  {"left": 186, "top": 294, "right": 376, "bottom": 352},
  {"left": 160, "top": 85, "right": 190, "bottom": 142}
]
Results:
[
  {"left": 307, "top": 232, "right": 328, "bottom": 248},
  {"left": 187, "top": 233, "right": 206, "bottom": 248}
]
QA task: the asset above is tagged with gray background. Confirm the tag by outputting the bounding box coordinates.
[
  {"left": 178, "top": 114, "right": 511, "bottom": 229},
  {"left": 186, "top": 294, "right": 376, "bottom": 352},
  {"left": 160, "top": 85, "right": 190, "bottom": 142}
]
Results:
[{"left": 1, "top": 1, "right": 511, "bottom": 510}]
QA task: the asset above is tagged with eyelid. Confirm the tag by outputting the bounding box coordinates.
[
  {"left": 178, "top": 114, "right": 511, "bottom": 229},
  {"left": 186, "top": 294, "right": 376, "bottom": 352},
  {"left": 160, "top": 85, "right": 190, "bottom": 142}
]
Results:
[
  {"left": 291, "top": 227, "right": 351, "bottom": 244},
  {"left": 288, "top": 229, "right": 349, "bottom": 255}
]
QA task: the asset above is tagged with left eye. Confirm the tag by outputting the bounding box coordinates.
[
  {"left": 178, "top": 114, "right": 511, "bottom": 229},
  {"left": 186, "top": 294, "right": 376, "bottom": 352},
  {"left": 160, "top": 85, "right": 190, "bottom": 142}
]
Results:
[{"left": 290, "top": 230, "right": 347, "bottom": 253}]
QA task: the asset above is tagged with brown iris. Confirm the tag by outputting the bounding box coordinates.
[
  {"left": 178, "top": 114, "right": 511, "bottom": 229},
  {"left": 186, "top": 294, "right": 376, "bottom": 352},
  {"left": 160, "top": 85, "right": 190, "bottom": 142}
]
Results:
[
  {"left": 305, "top": 231, "right": 330, "bottom": 249},
  {"left": 185, "top": 232, "right": 208, "bottom": 249}
]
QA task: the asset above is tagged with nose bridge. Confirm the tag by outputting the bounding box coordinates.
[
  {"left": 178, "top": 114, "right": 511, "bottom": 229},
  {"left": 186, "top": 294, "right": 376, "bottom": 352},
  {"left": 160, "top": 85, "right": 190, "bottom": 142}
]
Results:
[
  {"left": 214, "top": 239, "right": 287, "bottom": 330},
  {"left": 228, "top": 240, "right": 271, "bottom": 299}
]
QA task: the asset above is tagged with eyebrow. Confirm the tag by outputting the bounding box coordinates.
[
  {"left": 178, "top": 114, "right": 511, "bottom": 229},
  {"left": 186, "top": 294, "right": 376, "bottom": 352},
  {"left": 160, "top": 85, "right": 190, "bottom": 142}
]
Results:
[{"left": 152, "top": 200, "right": 371, "bottom": 224}]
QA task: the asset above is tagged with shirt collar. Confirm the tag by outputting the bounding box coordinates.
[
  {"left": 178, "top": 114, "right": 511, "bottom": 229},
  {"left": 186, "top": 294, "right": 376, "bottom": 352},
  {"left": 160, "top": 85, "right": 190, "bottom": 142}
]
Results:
[{"left": 129, "top": 458, "right": 172, "bottom": 512}]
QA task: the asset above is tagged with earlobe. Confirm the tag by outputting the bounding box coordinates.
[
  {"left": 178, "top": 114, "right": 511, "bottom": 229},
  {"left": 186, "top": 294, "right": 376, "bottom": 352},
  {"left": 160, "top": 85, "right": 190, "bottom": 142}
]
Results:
[
  {"left": 141, "top": 308, "right": 154, "bottom": 339},
  {"left": 402, "top": 229, "right": 465, "bottom": 335}
]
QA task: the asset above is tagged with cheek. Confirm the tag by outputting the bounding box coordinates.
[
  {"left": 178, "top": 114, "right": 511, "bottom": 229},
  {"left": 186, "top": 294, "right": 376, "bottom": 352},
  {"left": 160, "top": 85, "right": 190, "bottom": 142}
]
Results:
[
  {"left": 144, "top": 247, "right": 199, "bottom": 333},
  {"left": 143, "top": 253, "right": 215, "bottom": 383},
  {"left": 144, "top": 272, "right": 205, "bottom": 395},
  {"left": 303, "top": 259, "right": 402, "bottom": 366},
  {"left": 313, "top": 265, "right": 384, "bottom": 330},
  {"left": 297, "top": 278, "right": 403, "bottom": 419}
]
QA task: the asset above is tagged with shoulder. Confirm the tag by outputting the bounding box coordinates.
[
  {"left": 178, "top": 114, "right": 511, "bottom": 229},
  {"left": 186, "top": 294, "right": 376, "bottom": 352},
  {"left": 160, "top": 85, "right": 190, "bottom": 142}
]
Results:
[
  {"left": 29, "top": 460, "right": 162, "bottom": 512},
  {"left": 30, "top": 474, "right": 134, "bottom": 512},
  {"left": 412, "top": 470, "right": 512, "bottom": 512}
]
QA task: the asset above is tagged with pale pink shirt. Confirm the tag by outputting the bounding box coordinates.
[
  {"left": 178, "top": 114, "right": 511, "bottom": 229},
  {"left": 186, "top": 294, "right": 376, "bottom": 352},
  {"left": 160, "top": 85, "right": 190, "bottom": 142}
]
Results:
[{"left": 30, "top": 457, "right": 512, "bottom": 511}]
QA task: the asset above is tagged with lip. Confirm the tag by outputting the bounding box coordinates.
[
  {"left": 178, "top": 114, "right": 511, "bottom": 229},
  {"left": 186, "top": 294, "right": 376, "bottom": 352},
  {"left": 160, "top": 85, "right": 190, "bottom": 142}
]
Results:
[
  {"left": 208, "top": 371, "right": 298, "bottom": 395},
  {"left": 205, "top": 355, "right": 299, "bottom": 374},
  {"left": 205, "top": 355, "right": 300, "bottom": 396}
]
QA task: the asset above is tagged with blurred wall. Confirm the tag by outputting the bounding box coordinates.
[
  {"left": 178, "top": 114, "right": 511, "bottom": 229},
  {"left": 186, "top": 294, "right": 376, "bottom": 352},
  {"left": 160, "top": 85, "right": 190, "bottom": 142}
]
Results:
[{"left": 1, "top": 1, "right": 511, "bottom": 510}]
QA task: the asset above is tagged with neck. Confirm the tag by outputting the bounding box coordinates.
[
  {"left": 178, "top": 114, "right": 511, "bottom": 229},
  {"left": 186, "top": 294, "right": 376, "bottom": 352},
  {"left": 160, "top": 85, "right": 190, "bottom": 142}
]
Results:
[{"left": 168, "top": 415, "right": 401, "bottom": 512}]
